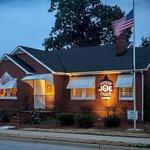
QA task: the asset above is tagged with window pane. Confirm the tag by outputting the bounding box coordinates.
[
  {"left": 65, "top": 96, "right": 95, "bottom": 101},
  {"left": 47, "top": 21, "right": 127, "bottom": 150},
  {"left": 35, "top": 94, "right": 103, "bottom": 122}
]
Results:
[
  {"left": 45, "top": 81, "right": 54, "bottom": 96},
  {"left": 0, "top": 89, "right": 6, "bottom": 96},
  {"left": 10, "top": 88, "right": 17, "bottom": 96},
  {"left": 120, "top": 87, "right": 133, "bottom": 97},
  {"left": 34, "top": 80, "right": 45, "bottom": 95},
  {"left": 86, "top": 88, "right": 95, "bottom": 97},
  {"left": 72, "top": 89, "right": 82, "bottom": 97}
]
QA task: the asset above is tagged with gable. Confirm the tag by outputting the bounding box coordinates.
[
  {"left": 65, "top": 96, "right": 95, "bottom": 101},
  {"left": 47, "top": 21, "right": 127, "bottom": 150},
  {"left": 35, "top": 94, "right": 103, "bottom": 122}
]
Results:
[
  {"left": 11, "top": 46, "right": 55, "bottom": 74},
  {"left": 0, "top": 54, "right": 33, "bottom": 74}
]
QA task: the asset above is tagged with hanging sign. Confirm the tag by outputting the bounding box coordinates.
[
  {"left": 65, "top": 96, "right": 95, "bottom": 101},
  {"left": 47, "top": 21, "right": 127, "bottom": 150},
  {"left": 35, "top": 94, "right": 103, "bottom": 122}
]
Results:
[{"left": 98, "top": 75, "right": 114, "bottom": 99}]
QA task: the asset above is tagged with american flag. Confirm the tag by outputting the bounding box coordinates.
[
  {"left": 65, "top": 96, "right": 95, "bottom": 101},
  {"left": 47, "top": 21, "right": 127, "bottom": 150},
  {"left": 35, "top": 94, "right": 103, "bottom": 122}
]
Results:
[{"left": 112, "top": 9, "right": 133, "bottom": 36}]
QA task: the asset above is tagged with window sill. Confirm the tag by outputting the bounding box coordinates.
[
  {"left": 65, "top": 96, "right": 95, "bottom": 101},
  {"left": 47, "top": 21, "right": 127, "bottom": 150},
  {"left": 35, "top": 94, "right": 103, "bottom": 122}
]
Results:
[
  {"left": 119, "top": 97, "right": 134, "bottom": 101},
  {"left": 71, "top": 97, "right": 95, "bottom": 100},
  {"left": 0, "top": 97, "right": 17, "bottom": 100}
]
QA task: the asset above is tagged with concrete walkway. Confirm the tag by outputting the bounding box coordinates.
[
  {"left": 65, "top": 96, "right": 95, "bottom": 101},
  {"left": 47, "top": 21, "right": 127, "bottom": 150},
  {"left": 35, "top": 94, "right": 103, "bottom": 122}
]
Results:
[
  {"left": 0, "top": 129, "right": 150, "bottom": 147},
  {"left": 21, "top": 127, "right": 150, "bottom": 138}
]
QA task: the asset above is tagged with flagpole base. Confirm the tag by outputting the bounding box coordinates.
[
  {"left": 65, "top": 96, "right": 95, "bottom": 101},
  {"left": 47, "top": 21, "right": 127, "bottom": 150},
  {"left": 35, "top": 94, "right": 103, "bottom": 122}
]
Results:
[{"left": 127, "top": 128, "right": 143, "bottom": 132}]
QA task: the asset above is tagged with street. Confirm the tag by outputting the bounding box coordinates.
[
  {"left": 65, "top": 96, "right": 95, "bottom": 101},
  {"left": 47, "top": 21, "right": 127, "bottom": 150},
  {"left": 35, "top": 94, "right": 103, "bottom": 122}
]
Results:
[{"left": 0, "top": 139, "right": 149, "bottom": 150}]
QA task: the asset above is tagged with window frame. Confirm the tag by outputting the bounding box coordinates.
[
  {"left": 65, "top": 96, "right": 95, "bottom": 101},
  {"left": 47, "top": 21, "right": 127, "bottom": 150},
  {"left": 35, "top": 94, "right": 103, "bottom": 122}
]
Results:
[
  {"left": 71, "top": 88, "right": 95, "bottom": 100},
  {"left": 119, "top": 87, "right": 133, "bottom": 101},
  {"left": 0, "top": 88, "right": 17, "bottom": 100}
]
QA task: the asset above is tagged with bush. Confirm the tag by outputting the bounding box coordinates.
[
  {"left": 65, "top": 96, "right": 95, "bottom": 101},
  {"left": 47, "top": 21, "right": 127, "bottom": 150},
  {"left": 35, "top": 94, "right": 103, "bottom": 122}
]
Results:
[
  {"left": 0, "top": 110, "right": 11, "bottom": 123},
  {"left": 56, "top": 113, "right": 75, "bottom": 126},
  {"left": 29, "top": 110, "right": 40, "bottom": 124},
  {"left": 76, "top": 114, "right": 95, "bottom": 128},
  {"left": 40, "top": 117, "right": 59, "bottom": 125},
  {"left": 104, "top": 115, "right": 121, "bottom": 127}
]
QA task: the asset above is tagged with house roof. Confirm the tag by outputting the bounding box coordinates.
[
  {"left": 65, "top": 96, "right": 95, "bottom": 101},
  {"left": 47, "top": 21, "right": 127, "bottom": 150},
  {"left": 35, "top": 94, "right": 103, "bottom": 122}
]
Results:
[
  {"left": 7, "top": 54, "right": 35, "bottom": 73},
  {"left": 16, "top": 45, "right": 150, "bottom": 73}
]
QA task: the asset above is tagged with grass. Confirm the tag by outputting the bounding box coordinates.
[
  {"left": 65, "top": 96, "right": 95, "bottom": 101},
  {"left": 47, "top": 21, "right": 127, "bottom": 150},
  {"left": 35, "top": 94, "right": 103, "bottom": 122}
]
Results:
[{"left": 134, "top": 144, "right": 150, "bottom": 148}]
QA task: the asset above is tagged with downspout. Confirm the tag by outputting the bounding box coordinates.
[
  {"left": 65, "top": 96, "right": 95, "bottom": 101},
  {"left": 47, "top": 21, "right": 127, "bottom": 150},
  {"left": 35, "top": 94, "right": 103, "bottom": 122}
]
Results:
[{"left": 141, "top": 70, "right": 144, "bottom": 124}]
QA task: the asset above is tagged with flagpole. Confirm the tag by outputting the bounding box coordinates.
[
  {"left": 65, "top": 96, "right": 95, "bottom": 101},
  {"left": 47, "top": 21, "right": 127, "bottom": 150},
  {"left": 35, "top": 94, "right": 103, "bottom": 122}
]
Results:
[{"left": 133, "top": 0, "right": 136, "bottom": 129}]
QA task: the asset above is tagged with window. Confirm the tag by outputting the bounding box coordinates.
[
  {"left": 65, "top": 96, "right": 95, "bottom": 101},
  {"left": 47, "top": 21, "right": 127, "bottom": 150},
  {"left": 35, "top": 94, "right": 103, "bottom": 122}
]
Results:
[
  {"left": 119, "top": 87, "right": 133, "bottom": 100},
  {"left": 71, "top": 88, "right": 95, "bottom": 100},
  {"left": 0, "top": 88, "right": 17, "bottom": 99},
  {"left": 0, "top": 72, "right": 17, "bottom": 100}
]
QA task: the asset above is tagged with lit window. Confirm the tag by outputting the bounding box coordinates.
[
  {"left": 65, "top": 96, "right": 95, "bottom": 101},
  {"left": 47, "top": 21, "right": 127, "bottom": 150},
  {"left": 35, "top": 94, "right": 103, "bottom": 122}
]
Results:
[
  {"left": 0, "top": 88, "right": 17, "bottom": 99},
  {"left": 71, "top": 88, "right": 95, "bottom": 100},
  {"left": 0, "top": 72, "right": 17, "bottom": 99},
  {"left": 86, "top": 88, "right": 95, "bottom": 97},
  {"left": 119, "top": 87, "right": 133, "bottom": 100}
]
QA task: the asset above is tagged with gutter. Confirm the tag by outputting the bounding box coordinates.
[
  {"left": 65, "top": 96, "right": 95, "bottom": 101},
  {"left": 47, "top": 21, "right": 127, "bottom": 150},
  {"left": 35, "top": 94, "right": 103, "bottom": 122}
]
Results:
[
  {"left": 54, "top": 69, "right": 147, "bottom": 76},
  {"left": 141, "top": 70, "right": 144, "bottom": 123}
]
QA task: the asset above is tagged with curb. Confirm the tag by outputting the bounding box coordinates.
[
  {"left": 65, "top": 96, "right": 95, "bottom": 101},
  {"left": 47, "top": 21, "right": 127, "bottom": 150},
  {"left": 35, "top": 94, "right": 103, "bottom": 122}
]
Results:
[
  {"left": 20, "top": 128, "right": 150, "bottom": 138},
  {"left": 0, "top": 132, "right": 149, "bottom": 148}
]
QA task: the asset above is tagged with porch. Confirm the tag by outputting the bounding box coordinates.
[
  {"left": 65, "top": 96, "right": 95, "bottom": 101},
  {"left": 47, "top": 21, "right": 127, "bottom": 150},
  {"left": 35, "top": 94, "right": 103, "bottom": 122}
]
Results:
[{"left": 21, "top": 74, "right": 55, "bottom": 111}]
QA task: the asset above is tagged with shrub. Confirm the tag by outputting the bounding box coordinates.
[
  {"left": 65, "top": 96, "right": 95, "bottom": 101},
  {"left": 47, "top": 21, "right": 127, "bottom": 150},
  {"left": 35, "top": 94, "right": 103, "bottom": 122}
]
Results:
[
  {"left": 0, "top": 110, "right": 11, "bottom": 123},
  {"left": 40, "top": 117, "right": 59, "bottom": 125},
  {"left": 76, "top": 114, "right": 95, "bottom": 128},
  {"left": 56, "top": 113, "right": 75, "bottom": 126},
  {"left": 29, "top": 110, "right": 40, "bottom": 124},
  {"left": 104, "top": 115, "right": 121, "bottom": 127}
]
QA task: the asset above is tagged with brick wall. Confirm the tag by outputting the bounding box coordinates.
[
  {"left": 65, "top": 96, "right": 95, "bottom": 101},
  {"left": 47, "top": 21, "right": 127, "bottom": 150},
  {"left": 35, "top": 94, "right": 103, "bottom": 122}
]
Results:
[
  {"left": 54, "top": 73, "right": 143, "bottom": 121},
  {"left": 0, "top": 60, "right": 31, "bottom": 111}
]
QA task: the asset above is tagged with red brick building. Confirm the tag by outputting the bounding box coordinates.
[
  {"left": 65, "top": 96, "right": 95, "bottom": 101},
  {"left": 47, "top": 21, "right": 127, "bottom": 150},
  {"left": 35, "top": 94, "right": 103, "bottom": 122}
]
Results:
[{"left": 0, "top": 44, "right": 150, "bottom": 123}]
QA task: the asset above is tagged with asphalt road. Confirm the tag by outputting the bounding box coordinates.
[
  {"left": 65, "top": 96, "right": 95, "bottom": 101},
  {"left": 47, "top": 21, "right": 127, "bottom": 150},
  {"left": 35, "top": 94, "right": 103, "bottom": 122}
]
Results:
[{"left": 0, "top": 139, "right": 149, "bottom": 150}]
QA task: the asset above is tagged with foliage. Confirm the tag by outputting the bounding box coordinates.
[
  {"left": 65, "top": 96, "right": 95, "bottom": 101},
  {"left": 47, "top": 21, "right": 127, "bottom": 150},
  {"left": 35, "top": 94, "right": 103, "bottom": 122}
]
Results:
[
  {"left": 0, "top": 110, "right": 11, "bottom": 123},
  {"left": 40, "top": 117, "right": 59, "bottom": 125},
  {"left": 56, "top": 113, "right": 75, "bottom": 126},
  {"left": 43, "top": 0, "right": 131, "bottom": 50},
  {"left": 29, "top": 110, "right": 41, "bottom": 124},
  {"left": 104, "top": 115, "right": 121, "bottom": 127},
  {"left": 76, "top": 114, "right": 95, "bottom": 128},
  {"left": 140, "top": 36, "right": 150, "bottom": 47}
]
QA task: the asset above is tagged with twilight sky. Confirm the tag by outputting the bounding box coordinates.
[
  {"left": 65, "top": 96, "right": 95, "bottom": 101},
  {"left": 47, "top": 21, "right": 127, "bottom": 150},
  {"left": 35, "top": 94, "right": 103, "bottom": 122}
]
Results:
[{"left": 0, "top": 0, "right": 150, "bottom": 55}]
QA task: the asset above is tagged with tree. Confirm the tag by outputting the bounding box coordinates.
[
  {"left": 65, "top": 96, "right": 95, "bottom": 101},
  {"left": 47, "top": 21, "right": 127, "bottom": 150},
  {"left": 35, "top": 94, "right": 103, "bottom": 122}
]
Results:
[
  {"left": 43, "top": 0, "right": 132, "bottom": 51},
  {"left": 140, "top": 36, "right": 150, "bottom": 47}
]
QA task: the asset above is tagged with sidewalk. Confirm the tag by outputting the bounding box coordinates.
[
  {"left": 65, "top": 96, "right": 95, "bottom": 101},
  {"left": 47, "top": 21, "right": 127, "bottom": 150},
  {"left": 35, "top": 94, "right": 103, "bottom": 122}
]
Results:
[
  {"left": 20, "top": 127, "right": 150, "bottom": 138},
  {"left": 0, "top": 129, "right": 150, "bottom": 147}
]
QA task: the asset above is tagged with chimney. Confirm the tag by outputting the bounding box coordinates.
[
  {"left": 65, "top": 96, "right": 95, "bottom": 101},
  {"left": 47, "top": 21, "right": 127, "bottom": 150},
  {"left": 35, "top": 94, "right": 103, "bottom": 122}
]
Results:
[{"left": 116, "top": 33, "right": 127, "bottom": 56}]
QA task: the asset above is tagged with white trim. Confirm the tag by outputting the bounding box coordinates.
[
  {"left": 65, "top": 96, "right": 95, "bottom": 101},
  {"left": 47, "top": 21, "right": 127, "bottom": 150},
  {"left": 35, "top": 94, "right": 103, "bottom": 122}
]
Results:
[
  {"left": 11, "top": 46, "right": 55, "bottom": 74},
  {"left": 0, "top": 54, "right": 33, "bottom": 74},
  {"left": 55, "top": 69, "right": 147, "bottom": 76},
  {"left": 119, "top": 88, "right": 134, "bottom": 101},
  {"left": 71, "top": 88, "right": 95, "bottom": 100},
  {"left": 146, "top": 63, "right": 150, "bottom": 70},
  {"left": 71, "top": 96, "right": 95, "bottom": 100},
  {"left": 0, "top": 96, "right": 17, "bottom": 100},
  {"left": 67, "top": 76, "right": 95, "bottom": 89}
]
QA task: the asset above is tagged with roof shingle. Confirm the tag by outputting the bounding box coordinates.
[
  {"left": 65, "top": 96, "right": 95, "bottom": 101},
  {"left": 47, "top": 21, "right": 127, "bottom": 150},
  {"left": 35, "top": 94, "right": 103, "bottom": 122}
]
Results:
[{"left": 20, "top": 45, "right": 150, "bottom": 73}]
